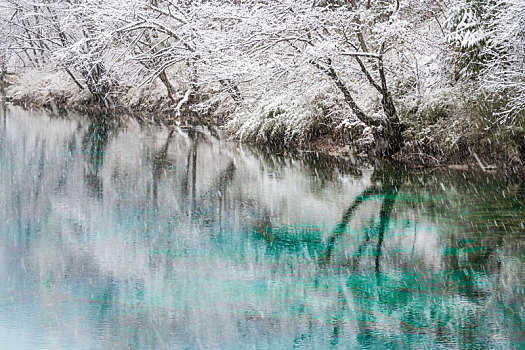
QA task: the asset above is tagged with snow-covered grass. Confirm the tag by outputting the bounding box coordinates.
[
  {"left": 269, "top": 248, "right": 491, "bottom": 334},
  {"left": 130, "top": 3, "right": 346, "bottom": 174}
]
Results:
[{"left": 6, "top": 68, "right": 89, "bottom": 108}]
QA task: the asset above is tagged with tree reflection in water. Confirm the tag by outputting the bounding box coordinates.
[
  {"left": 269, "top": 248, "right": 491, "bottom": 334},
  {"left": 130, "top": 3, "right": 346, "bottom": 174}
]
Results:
[
  {"left": 0, "top": 106, "right": 523, "bottom": 349},
  {"left": 82, "top": 116, "right": 116, "bottom": 198}
]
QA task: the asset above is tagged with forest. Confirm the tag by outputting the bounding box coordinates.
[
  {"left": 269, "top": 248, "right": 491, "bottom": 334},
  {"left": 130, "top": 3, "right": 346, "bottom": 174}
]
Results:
[{"left": 0, "top": 0, "right": 524, "bottom": 167}]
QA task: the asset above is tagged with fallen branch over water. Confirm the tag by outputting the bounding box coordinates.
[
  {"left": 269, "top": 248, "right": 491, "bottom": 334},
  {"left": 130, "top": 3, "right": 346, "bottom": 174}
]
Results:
[{"left": 473, "top": 153, "right": 497, "bottom": 172}]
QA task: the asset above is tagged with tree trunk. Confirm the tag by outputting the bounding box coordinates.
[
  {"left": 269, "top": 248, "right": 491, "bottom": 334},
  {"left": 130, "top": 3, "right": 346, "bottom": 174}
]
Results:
[
  {"left": 0, "top": 56, "right": 5, "bottom": 97},
  {"left": 81, "top": 62, "right": 111, "bottom": 107},
  {"left": 160, "top": 70, "right": 176, "bottom": 103},
  {"left": 376, "top": 46, "right": 404, "bottom": 156}
]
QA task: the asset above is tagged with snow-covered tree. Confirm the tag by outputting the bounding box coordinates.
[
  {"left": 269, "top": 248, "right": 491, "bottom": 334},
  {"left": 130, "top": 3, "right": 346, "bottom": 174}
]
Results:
[
  {"left": 444, "top": 0, "right": 495, "bottom": 79},
  {"left": 0, "top": 0, "right": 116, "bottom": 104},
  {"left": 480, "top": 0, "right": 525, "bottom": 122},
  {"left": 219, "top": 0, "right": 429, "bottom": 155},
  {"left": 445, "top": 0, "right": 525, "bottom": 122}
]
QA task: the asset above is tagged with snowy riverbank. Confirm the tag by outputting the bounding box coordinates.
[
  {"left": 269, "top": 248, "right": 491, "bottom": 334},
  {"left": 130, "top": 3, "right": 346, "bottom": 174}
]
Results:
[
  {"left": 1, "top": 0, "right": 523, "bottom": 171},
  {"left": 3, "top": 68, "right": 523, "bottom": 174}
]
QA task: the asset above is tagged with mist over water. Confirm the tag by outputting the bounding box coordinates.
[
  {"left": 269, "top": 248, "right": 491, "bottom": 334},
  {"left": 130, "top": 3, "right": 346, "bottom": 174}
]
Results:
[{"left": 0, "top": 106, "right": 524, "bottom": 349}]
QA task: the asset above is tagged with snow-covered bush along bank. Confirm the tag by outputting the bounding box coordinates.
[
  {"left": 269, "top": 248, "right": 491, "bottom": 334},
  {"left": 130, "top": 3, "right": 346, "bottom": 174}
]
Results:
[{"left": 226, "top": 86, "right": 347, "bottom": 146}]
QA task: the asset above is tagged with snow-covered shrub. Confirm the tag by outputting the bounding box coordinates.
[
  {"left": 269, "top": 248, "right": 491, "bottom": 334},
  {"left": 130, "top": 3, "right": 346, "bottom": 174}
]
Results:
[
  {"left": 226, "top": 88, "right": 347, "bottom": 146},
  {"left": 336, "top": 115, "right": 379, "bottom": 152},
  {"left": 399, "top": 86, "right": 469, "bottom": 159},
  {"left": 399, "top": 84, "right": 525, "bottom": 163}
]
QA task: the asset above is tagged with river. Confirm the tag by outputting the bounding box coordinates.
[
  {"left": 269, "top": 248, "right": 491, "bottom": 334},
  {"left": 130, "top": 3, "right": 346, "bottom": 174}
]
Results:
[{"left": 0, "top": 105, "right": 524, "bottom": 349}]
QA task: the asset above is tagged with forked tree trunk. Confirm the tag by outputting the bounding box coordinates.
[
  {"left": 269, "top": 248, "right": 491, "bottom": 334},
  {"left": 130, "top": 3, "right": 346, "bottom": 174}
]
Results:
[{"left": 313, "top": 57, "right": 403, "bottom": 157}]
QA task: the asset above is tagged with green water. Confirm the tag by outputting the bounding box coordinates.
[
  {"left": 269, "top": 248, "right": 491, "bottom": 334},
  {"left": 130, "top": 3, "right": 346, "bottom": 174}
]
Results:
[{"left": 0, "top": 106, "right": 524, "bottom": 349}]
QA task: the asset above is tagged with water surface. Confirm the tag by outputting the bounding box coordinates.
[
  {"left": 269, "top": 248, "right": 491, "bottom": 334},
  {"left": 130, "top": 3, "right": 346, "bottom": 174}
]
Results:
[{"left": 0, "top": 106, "right": 524, "bottom": 349}]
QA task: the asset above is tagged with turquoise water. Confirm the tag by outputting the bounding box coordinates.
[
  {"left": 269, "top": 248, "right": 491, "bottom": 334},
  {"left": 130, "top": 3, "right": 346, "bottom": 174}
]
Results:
[{"left": 0, "top": 106, "right": 524, "bottom": 349}]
